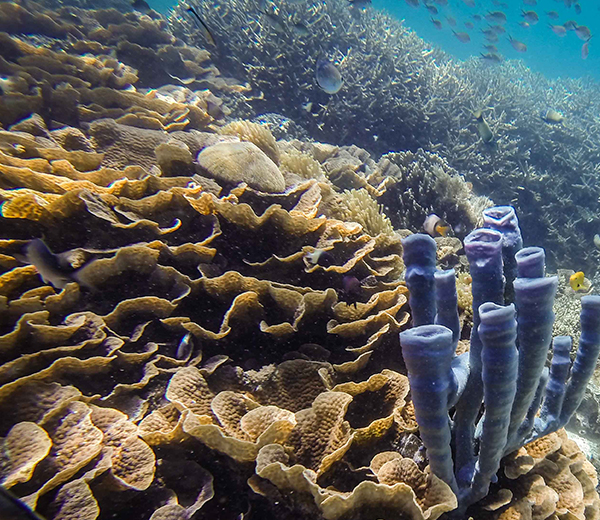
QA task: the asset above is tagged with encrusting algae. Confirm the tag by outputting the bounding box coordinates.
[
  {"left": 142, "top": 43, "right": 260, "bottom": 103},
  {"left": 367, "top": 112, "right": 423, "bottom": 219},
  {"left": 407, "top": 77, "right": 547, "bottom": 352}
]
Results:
[{"left": 0, "top": 10, "right": 598, "bottom": 520}]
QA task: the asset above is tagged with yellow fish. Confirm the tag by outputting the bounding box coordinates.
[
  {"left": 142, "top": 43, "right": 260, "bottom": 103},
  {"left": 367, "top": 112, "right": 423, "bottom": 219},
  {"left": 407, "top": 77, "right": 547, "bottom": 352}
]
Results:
[{"left": 569, "top": 271, "right": 586, "bottom": 292}]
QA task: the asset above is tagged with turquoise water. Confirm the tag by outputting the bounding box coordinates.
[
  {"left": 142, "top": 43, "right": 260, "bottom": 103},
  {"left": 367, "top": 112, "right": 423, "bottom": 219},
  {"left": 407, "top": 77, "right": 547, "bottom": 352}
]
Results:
[{"left": 373, "top": 0, "right": 599, "bottom": 81}]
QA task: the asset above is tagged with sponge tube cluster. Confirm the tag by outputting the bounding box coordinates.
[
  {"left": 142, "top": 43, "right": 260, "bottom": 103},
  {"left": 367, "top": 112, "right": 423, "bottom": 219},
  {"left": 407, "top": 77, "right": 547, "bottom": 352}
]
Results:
[{"left": 400, "top": 205, "right": 600, "bottom": 514}]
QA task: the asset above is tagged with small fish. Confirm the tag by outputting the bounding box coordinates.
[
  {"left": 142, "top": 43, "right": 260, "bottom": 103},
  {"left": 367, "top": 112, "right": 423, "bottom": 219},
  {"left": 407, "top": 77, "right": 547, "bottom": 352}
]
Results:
[
  {"left": 483, "top": 43, "right": 498, "bottom": 52},
  {"left": 582, "top": 40, "right": 590, "bottom": 60},
  {"left": 485, "top": 31, "right": 499, "bottom": 42},
  {"left": 305, "top": 249, "right": 335, "bottom": 267},
  {"left": 464, "top": 21, "right": 474, "bottom": 29},
  {"left": 508, "top": 35, "right": 527, "bottom": 52},
  {"left": 472, "top": 14, "right": 482, "bottom": 21},
  {"left": 424, "top": 4, "right": 438, "bottom": 15},
  {"left": 446, "top": 15, "right": 457, "bottom": 27},
  {"left": 485, "top": 11, "right": 507, "bottom": 24},
  {"left": 521, "top": 10, "right": 538, "bottom": 24},
  {"left": 187, "top": 6, "right": 216, "bottom": 46},
  {"left": 24, "top": 239, "right": 92, "bottom": 290},
  {"left": 574, "top": 3, "right": 581, "bottom": 15},
  {"left": 575, "top": 25, "right": 592, "bottom": 41},
  {"left": 473, "top": 109, "right": 494, "bottom": 142},
  {"left": 315, "top": 57, "right": 343, "bottom": 94},
  {"left": 349, "top": 0, "right": 371, "bottom": 9},
  {"left": 480, "top": 52, "right": 503, "bottom": 63},
  {"left": 549, "top": 24, "right": 567, "bottom": 37},
  {"left": 523, "top": 0, "right": 536, "bottom": 5},
  {"left": 518, "top": 21, "right": 530, "bottom": 29},
  {"left": 492, "top": 0, "right": 508, "bottom": 6},
  {"left": 541, "top": 108, "right": 564, "bottom": 123},
  {"left": 292, "top": 21, "right": 309, "bottom": 36},
  {"left": 404, "top": 0, "right": 419, "bottom": 6},
  {"left": 131, "top": 0, "right": 151, "bottom": 11},
  {"left": 546, "top": 11, "right": 559, "bottom": 19},
  {"left": 423, "top": 214, "right": 452, "bottom": 237},
  {"left": 339, "top": 275, "right": 363, "bottom": 307},
  {"left": 569, "top": 271, "right": 588, "bottom": 292},
  {"left": 563, "top": 20, "right": 577, "bottom": 31},
  {"left": 453, "top": 30, "right": 471, "bottom": 43},
  {"left": 302, "top": 101, "right": 313, "bottom": 112},
  {"left": 431, "top": 18, "right": 443, "bottom": 29},
  {"left": 262, "top": 11, "right": 286, "bottom": 32},
  {"left": 0, "top": 486, "right": 45, "bottom": 520},
  {"left": 491, "top": 24, "right": 506, "bottom": 34},
  {"left": 176, "top": 332, "right": 194, "bottom": 360},
  {"left": 593, "top": 234, "right": 600, "bottom": 250}
]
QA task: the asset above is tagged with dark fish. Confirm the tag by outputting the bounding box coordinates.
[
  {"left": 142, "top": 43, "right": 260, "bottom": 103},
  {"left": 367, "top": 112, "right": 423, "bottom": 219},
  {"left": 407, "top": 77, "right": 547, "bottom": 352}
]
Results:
[
  {"left": 464, "top": 21, "right": 474, "bottom": 29},
  {"left": 453, "top": 30, "right": 471, "bottom": 43},
  {"left": 176, "top": 332, "right": 194, "bottom": 360},
  {"left": 521, "top": 10, "right": 539, "bottom": 24},
  {"left": 431, "top": 18, "right": 443, "bottom": 30},
  {"left": 474, "top": 109, "right": 493, "bottom": 143},
  {"left": 339, "top": 276, "right": 362, "bottom": 307},
  {"left": 575, "top": 25, "right": 591, "bottom": 41},
  {"left": 491, "top": 24, "right": 505, "bottom": 33},
  {"left": 404, "top": 0, "right": 419, "bottom": 6},
  {"left": 24, "top": 239, "right": 91, "bottom": 290},
  {"left": 446, "top": 15, "right": 457, "bottom": 27},
  {"left": 315, "top": 57, "right": 343, "bottom": 94},
  {"left": 349, "top": 0, "right": 371, "bottom": 9},
  {"left": 131, "top": 0, "right": 151, "bottom": 11},
  {"left": 508, "top": 35, "right": 527, "bottom": 52},
  {"left": 424, "top": 4, "right": 438, "bottom": 15},
  {"left": 480, "top": 52, "right": 503, "bottom": 63},
  {"left": 546, "top": 10, "right": 559, "bottom": 19},
  {"left": 292, "top": 21, "right": 309, "bottom": 36},
  {"left": 563, "top": 20, "right": 577, "bottom": 31},
  {"left": 549, "top": 24, "right": 567, "bottom": 37},
  {"left": 574, "top": 3, "right": 581, "bottom": 15},
  {"left": 0, "top": 485, "right": 46, "bottom": 520},
  {"left": 472, "top": 14, "right": 482, "bottom": 21},
  {"left": 187, "top": 6, "right": 216, "bottom": 46},
  {"left": 485, "top": 11, "right": 507, "bottom": 23},
  {"left": 423, "top": 214, "right": 451, "bottom": 237},
  {"left": 483, "top": 43, "right": 498, "bottom": 52},
  {"left": 582, "top": 40, "right": 590, "bottom": 60}
]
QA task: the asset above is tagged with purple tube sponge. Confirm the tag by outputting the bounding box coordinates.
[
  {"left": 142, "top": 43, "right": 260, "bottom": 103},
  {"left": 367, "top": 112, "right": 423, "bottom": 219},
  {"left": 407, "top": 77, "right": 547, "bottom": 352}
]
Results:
[
  {"left": 435, "top": 268, "right": 460, "bottom": 347},
  {"left": 400, "top": 324, "right": 458, "bottom": 495},
  {"left": 505, "top": 274, "right": 558, "bottom": 452},
  {"left": 515, "top": 247, "right": 545, "bottom": 279},
  {"left": 483, "top": 206, "right": 523, "bottom": 302},
  {"left": 467, "top": 303, "right": 518, "bottom": 508},
  {"left": 453, "top": 228, "right": 504, "bottom": 485},
  {"left": 538, "top": 336, "right": 572, "bottom": 434},
  {"left": 558, "top": 295, "right": 600, "bottom": 424},
  {"left": 402, "top": 233, "right": 437, "bottom": 326}
]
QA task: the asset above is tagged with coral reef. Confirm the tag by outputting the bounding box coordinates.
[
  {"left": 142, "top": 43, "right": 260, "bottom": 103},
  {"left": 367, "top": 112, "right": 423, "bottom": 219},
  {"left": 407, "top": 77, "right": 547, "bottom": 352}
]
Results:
[{"left": 170, "top": 0, "right": 600, "bottom": 276}]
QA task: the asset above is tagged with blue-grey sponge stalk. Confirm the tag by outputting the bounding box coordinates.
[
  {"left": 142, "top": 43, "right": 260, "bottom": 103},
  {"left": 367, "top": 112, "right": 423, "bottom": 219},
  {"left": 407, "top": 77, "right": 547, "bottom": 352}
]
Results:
[
  {"left": 467, "top": 302, "right": 518, "bottom": 508},
  {"left": 505, "top": 275, "right": 558, "bottom": 453},
  {"left": 453, "top": 228, "right": 504, "bottom": 486},
  {"left": 399, "top": 324, "right": 459, "bottom": 495},
  {"left": 515, "top": 247, "right": 545, "bottom": 279},
  {"left": 538, "top": 336, "right": 572, "bottom": 434},
  {"left": 482, "top": 206, "right": 523, "bottom": 303},
  {"left": 402, "top": 233, "right": 437, "bottom": 326},
  {"left": 435, "top": 268, "right": 460, "bottom": 348},
  {"left": 558, "top": 295, "right": 600, "bottom": 424}
]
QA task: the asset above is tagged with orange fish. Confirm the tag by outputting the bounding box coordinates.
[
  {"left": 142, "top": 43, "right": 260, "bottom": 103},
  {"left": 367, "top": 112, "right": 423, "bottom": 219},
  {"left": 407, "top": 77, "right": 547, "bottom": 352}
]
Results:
[{"left": 424, "top": 214, "right": 451, "bottom": 237}]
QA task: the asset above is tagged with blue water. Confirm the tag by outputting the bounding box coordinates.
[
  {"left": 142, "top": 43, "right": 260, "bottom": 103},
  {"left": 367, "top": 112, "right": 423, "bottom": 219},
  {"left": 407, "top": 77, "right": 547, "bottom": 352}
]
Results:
[{"left": 373, "top": 0, "right": 599, "bottom": 81}]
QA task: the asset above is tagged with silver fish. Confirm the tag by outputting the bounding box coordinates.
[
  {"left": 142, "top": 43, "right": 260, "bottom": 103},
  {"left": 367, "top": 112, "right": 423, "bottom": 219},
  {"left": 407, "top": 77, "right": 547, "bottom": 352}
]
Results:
[
  {"left": 315, "top": 58, "right": 343, "bottom": 94},
  {"left": 176, "top": 332, "right": 194, "bottom": 360}
]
